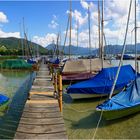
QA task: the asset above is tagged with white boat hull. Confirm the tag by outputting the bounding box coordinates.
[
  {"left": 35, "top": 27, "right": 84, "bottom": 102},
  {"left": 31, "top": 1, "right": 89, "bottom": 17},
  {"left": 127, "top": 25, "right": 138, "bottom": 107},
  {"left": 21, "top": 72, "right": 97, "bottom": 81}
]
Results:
[{"left": 69, "top": 93, "right": 108, "bottom": 99}]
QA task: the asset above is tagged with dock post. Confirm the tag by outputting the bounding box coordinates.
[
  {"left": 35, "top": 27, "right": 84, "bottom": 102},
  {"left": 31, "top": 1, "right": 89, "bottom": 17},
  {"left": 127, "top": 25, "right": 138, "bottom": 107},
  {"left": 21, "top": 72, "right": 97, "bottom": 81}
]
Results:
[
  {"left": 58, "top": 74, "right": 63, "bottom": 112},
  {"left": 53, "top": 72, "right": 58, "bottom": 98}
]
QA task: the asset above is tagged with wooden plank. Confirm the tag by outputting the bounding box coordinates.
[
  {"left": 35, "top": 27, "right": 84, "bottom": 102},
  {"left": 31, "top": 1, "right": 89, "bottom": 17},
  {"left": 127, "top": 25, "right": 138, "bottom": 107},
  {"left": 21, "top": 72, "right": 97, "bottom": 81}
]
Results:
[
  {"left": 32, "top": 85, "right": 53, "bottom": 88},
  {"left": 16, "top": 124, "right": 66, "bottom": 134},
  {"left": 36, "top": 76, "right": 51, "bottom": 78},
  {"left": 30, "top": 91, "right": 53, "bottom": 95},
  {"left": 23, "top": 106, "right": 59, "bottom": 113},
  {"left": 26, "top": 100, "right": 58, "bottom": 104},
  {"left": 15, "top": 132, "right": 67, "bottom": 139},
  {"left": 22, "top": 111, "right": 61, "bottom": 119},
  {"left": 29, "top": 96, "right": 54, "bottom": 100},
  {"left": 35, "top": 77, "right": 51, "bottom": 81},
  {"left": 19, "top": 117, "right": 64, "bottom": 125},
  {"left": 25, "top": 103, "right": 59, "bottom": 108}
]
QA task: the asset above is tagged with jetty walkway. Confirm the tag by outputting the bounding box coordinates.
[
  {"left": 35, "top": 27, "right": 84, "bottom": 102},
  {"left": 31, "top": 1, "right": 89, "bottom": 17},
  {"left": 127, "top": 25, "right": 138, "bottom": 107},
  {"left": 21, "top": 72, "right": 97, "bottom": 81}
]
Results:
[{"left": 14, "top": 62, "right": 67, "bottom": 139}]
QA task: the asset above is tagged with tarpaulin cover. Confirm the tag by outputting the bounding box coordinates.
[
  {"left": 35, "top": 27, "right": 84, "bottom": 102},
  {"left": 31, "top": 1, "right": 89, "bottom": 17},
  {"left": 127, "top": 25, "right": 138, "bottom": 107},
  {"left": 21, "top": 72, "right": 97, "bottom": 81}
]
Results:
[
  {"left": 123, "top": 54, "right": 134, "bottom": 59},
  {"left": 96, "top": 74, "right": 140, "bottom": 110},
  {"left": 0, "top": 94, "right": 9, "bottom": 105},
  {"left": 27, "top": 59, "right": 36, "bottom": 64},
  {"left": 49, "top": 58, "right": 60, "bottom": 64},
  {"left": 62, "top": 58, "right": 112, "bottom": 74},
  {"left": 67, "top": 65, "right": 136, "bottom": 94},
  {"left": 1, "top": 59, "right": 32, "bottom": 69}
]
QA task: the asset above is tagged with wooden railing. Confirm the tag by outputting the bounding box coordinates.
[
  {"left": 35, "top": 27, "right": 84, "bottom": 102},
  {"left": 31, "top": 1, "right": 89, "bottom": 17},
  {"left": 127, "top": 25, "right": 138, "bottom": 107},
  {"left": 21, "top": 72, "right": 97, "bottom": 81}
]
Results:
[{"left": 50, "top": 64, "right": 63, "bottom": 112}]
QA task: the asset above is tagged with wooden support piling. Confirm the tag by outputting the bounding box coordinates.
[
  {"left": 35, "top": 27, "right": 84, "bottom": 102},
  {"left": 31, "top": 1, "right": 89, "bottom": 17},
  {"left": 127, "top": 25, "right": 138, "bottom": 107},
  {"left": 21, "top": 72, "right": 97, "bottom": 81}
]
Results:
[{"left": 57, "top": 74, "right": 63, "bottom": 112}]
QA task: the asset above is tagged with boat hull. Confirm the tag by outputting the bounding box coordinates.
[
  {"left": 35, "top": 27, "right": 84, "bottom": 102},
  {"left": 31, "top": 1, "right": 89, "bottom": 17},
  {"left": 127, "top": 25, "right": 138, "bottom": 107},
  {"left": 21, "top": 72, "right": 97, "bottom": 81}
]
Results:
[
  {"left": 0, "top": 100, "right": 10, "bottom": 115},
  {"left": 68, "top": 89, "right": 122, "bottom": 100},
  {"left": 97, "top": 104, "right": 140, "bottom": 120},
  {"left": 62, "top": 72, "right": 95, "bottom": 84},
  {"left": 69, "top": 93, "right": 108, "bottom": 99}
]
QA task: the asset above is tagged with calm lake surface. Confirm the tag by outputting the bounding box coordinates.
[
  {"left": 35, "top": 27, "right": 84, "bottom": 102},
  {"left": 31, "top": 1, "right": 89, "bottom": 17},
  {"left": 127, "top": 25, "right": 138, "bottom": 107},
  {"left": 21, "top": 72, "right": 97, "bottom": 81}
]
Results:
[
  {"left": 63, "top": 60, "right": 140, "bottom": 139},
  {"left": 0, "top": 70, "right": 34, "bottom": 138}
]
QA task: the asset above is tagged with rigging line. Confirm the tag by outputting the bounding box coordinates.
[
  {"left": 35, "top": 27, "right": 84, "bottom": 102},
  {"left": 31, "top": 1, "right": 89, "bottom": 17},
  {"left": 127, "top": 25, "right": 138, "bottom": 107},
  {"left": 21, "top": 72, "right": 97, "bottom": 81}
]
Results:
[
  {"left": 103, "top": 33, "right": 107, "bottom": 56},
  {"left": 92, "top": 110, "right": 103, "bottom": 139},
  {"left": 56, "top": 33, "right": 60, "bottom": 59},
  {"left": 77, "top": 20, "right": 79, "bottom": 48},
  {"left": 135, "top": 0, "right": 137, "bottom": 75},
  {"left": 109, "top": 0, "right": 132, "bottom": 99}
]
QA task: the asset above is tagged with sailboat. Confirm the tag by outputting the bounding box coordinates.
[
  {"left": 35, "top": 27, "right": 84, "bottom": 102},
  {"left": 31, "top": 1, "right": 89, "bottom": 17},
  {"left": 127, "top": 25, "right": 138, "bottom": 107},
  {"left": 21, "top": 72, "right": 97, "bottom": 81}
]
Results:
[
  {"left": 96, "top": 0, "right": 140, "bottom": 120},
  {"left": 67, "top": 65, "right": 136, "bottom": 99},
  {"left": 49, "top": 33, "right": 61, "bottom": 68},
  {"left": 96, "top": 76, "right": 140, "bottom": 120}
]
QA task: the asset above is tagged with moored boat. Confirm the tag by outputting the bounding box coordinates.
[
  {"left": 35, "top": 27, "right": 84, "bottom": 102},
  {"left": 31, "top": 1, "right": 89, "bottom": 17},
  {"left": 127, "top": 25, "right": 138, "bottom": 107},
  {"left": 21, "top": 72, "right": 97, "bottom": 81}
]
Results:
[
  {"left": 0, "top": 94, "right": 9, "bottom": 113},
  {"left": 67, "top": 65, "right": 135, "bottom": 99},
  {"left": 62, "top": 58, "right": 112, "bottom": 84},
  {"left": 96, "top": 75, "right": 140, "bottom": 120}
]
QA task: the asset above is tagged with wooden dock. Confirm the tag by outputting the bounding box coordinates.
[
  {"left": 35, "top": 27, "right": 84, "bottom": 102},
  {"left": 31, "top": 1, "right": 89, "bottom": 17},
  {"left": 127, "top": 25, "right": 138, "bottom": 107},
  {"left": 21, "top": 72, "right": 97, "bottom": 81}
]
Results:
[{"left": 14, "top": 62, "right": 67, "bottom": 139}]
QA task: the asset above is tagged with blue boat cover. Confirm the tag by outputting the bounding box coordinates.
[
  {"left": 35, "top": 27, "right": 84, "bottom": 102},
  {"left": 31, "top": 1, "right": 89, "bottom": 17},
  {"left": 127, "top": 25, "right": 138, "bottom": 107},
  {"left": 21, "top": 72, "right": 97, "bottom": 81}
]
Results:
[
  {"left": 123, "top": 54, "right": 134, "bottom": 59},
  {"left": 0, "top": 94, "right": 9, "bottom": 105},
  {"left": 49, "top": 58, "right": 60, "bottom": 64},
  {"left": 27, "top": 59, "right": 36, "bottom": 64},
  {"left": 67, "top": 65, "right": 136, "bottom": 95},
  {"left": 96, "top": 74, "right": 140, "bottom": 110}
]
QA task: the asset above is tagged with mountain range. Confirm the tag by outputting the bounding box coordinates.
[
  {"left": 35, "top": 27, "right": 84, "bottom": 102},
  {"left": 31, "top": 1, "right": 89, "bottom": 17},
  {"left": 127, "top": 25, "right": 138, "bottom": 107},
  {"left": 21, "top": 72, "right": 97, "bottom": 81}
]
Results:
[
  {"left": 0, "top": 37, "right": 47, "bottom": 55},
  {"left": 46, "top": 43, "right": 94, "bottom": 55},
  {"left": 46, "top": 43, "right": 140, "bottom": 56}
]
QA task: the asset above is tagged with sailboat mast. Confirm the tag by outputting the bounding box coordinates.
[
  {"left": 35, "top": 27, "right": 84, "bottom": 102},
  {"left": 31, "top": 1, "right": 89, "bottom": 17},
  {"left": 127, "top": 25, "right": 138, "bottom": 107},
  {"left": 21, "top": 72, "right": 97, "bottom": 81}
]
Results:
[
  {"left": 101, "top": 0, "right": 104, "bottom": 68},
  {"left": 135, "top": 0, "right": 137, "bottom": 74},
  {"left": 98, "top": 0, "right": 101, "bottom": 58},
  {"left": 88, "top": 6, "right": 92, "bottom": 73},
  {"left": 56, "top": 33, "right": 60, "bottom": 59},
  {"left": 19, "top": 23, "right": 24, "bottom": 58},
  {"left": 77, "top": 20, "right": 79, "bottom": 48},
  {"left": 69, "top": 0, "right": 72, "bottom": 60},
  {"left": 63, "top": 14, "right": 70, "bottom": 59}
]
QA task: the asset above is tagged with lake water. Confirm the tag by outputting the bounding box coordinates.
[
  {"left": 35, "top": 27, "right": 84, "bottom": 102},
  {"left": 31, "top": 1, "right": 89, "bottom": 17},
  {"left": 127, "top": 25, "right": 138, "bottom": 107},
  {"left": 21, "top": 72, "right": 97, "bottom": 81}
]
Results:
[
  {"left": 0, "top": 70, "right": 34, "bottom": 139},
  {"left": 63, "top": 60, "right": 140, "bottom": 139}
]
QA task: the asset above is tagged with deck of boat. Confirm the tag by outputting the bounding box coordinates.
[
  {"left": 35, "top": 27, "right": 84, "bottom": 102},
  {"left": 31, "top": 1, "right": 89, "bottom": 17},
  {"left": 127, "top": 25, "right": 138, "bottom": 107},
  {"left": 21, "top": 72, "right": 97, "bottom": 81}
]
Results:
[{"left": 14, "top": 62, "right": 67, "bottom": 139}]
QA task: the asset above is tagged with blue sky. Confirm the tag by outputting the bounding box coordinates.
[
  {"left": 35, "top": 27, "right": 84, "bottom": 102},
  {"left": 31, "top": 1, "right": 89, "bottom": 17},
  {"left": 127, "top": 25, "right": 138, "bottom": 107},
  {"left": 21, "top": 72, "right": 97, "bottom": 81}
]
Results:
[
  {"left": 0, "top": 0, "right": 139, "bottom": 47},
  {"left": 0, "top": 1, "right": 71, "bottom": 36}
]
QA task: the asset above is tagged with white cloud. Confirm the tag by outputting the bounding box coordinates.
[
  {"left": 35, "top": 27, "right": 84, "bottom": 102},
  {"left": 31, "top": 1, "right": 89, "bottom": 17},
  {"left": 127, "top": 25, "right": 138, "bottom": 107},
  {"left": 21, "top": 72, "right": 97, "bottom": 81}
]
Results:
[
  {"left": 0, "top": 12, "right": 8, "bottom": 23},
  {"left": 80, "top": 0, "right": 89, "bottom": 10},
  {"left": 0, "top": 29, "right": 20, "bottom": 38},
  {"left": 72, "top": 10, "right": 88, "bottom": 27},
  {"left": 32, "top": 33, "right": 57, "bottom": 47},
  {"left": 48, "top": 15, "right": 58, "bottom": 29}
]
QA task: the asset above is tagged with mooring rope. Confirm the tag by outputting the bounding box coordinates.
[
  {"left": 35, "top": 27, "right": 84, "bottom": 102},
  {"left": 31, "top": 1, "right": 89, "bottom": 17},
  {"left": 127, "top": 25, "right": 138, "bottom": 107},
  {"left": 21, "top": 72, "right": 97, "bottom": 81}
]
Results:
[{"left": 92, "top": 110, "right": 103, "bottom": 139}]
